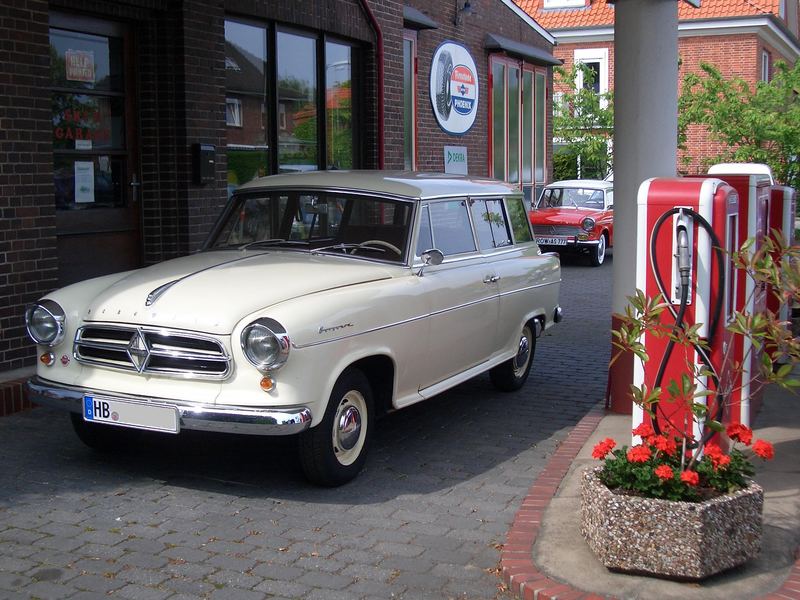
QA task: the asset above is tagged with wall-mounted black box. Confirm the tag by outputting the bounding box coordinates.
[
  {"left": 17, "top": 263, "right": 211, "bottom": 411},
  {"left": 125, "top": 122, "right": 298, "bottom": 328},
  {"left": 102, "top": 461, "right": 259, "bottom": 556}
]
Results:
[{"left": 192, "top": 143, "right": 216, "bottom": 185}]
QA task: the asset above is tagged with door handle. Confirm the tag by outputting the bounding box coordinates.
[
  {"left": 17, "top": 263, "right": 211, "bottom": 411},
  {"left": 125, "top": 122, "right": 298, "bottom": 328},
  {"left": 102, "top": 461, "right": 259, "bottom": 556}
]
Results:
[{"left": 483, "top": 275, "right": 499, "bottom": 284}]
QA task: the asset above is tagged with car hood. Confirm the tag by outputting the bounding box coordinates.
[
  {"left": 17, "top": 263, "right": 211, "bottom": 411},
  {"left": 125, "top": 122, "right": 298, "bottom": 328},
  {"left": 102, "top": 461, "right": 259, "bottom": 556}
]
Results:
[
  {"left": 82, "top": 250, "right": 397, "bottom": 334},
  {"left": 529, "top": 207, "right": 605, "bottom": 226}
]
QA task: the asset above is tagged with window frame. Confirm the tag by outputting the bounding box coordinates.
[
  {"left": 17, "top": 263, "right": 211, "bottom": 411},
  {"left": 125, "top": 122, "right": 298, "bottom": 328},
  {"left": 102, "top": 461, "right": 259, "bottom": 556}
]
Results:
[
  {"left": 761, "top": 49, "right": 771, "bottom": 82},
  {"left": 226, "top": 97, "right": 243, "bottom": 127},
  {"left": 403, "top": 29, "right": 418, "bottom": 170},
  {"left": 489, "top": 54, "right": 549, "bottom": 204}
]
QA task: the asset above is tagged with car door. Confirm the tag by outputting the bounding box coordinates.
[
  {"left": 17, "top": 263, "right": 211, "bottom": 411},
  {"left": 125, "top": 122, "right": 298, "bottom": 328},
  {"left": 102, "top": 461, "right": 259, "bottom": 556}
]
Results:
[{"left": 413, "top": 199, "right": 499, "bottom": 397}]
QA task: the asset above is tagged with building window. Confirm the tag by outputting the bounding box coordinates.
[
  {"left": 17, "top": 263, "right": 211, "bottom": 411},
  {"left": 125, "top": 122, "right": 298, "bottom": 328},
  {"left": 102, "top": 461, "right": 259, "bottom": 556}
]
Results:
[
  {"left": 225, "top": 18, "right": 360, "bottom": 192},
  {"left": 761, "top": 50, "right": 771, "bottom": 82},
  {"left": 574, "top": 48, "right": 608, "bottom": 102},
  {"left": 490, "top": 55, "right": 548, "bottom": 205},
  {"left": 403, "top": 30, "right": 417, "bottom": 170},
  {"left": 542, "top": 0, "right": 587, "bottom": 7},
  {"left": 226, "top": 98, "right": 242, "bottom": 127}
]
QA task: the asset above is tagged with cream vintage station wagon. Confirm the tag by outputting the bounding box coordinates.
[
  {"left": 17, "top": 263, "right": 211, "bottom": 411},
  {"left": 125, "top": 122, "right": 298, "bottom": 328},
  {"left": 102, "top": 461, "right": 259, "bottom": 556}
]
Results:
[{"left": 26, "top": 171, "right": 563, "bottom": 486}]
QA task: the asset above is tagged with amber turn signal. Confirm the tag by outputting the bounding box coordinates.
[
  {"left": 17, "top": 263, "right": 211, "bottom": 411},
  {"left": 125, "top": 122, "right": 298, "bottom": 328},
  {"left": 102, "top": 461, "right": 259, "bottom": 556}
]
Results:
[
  {"left": 260, "top": 376, "right": 275, "bottom": 392},
  {"left": 40, "top": 352, "right": 55, "bottom": 366}
]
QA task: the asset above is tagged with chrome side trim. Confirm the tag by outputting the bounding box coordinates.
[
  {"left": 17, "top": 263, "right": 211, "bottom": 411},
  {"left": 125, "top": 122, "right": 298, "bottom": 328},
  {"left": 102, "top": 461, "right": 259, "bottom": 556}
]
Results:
[
  {"left": 26, "top": 376, "right": 312, "bottom": 436},
  {"left": 294, "top": 279, "right": 560, "bottom": 349}
]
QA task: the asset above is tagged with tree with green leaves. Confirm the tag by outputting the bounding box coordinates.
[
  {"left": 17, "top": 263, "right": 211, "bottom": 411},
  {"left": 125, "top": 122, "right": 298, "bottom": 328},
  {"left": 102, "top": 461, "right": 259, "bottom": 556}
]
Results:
[
  {"left": 678, "top": 60, "right": 800, "bottom": 189},
  {"left": 552, "top": 63, "right": 614, "bottom": 180}
]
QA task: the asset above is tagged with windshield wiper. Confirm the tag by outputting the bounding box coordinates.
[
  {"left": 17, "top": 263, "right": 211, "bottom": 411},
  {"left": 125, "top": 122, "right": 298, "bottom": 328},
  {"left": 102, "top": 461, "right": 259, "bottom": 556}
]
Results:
[
  {"left": 239, "top": 238, "right": 306, "bottom": 250},
  {"left": 311, "top": 243, "right": 360, "bottom": 255}
]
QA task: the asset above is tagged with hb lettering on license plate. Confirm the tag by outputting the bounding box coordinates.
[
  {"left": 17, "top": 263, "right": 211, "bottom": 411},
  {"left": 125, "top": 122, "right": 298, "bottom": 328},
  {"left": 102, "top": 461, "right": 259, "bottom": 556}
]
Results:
[{"left": 82, "top": 395, "right": 179, "bottom": 433}]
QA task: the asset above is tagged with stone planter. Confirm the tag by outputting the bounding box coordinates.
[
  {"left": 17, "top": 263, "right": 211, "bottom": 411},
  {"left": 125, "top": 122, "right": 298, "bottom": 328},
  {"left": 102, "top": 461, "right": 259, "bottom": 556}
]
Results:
[{"left": 580, "top": 466, "right": 763, "bottom": 580}]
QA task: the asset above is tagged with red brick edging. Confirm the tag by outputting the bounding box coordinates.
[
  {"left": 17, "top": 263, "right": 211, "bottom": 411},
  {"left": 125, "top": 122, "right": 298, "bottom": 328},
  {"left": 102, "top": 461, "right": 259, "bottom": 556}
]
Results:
[
  {"left": 0, "top": 378, "right": 32, "bottom": 417},
  {"left": 498, "top": 405, "right": 800, "bottom": 600}
]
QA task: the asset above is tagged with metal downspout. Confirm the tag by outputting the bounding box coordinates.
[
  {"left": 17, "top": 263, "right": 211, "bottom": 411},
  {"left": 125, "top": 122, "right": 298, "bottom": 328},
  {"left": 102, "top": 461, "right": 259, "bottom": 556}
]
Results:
[{"left": 357, "top": 0, "right": 385, "bottom": 168}]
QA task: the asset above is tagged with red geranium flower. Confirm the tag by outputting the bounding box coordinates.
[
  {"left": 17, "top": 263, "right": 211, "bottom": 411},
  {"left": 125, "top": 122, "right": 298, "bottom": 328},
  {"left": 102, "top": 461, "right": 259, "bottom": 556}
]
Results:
[
  {"left": 680, "top": 470, "right": 699, "bottom": 486},
  {"left": 651, "top": 435, "right": 678, "bottom": 456},
  {"left": 752, "top": 439, "right": 775, "bottom": 460},
  {"left": 654, "top": 465, "right": 674, "bottom": 480},
  {"left": 704, "top": 443, "right": 731, "bottom": 469},
  {"left": 591, "top": 437, "right": 616, "bottom": 459},
  {"left": 726, "top": 422, "right": 753, "bottom": 446},
  {"left": 632, "top": 422, "right": 655, "bottom": 439},
  {"left": 627, "top": 444, "right": 652, "bottom": 463}
]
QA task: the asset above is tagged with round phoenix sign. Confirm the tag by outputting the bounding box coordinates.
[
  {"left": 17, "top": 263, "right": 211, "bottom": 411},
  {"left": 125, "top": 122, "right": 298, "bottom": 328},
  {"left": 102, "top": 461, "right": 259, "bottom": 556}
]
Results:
[{"left": 429, "top": 42, "right": 479, "bottom": 135}]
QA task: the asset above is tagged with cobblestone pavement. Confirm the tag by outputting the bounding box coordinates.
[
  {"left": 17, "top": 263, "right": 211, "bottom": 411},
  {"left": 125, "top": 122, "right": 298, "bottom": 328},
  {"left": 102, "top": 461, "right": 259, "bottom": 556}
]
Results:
[{"left": 0, "top": 254, "right": 611, "bottom": 600}]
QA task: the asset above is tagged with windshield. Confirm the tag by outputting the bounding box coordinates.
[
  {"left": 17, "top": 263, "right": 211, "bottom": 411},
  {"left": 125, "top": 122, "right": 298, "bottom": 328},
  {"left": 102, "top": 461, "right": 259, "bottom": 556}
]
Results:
[
  {"left": 206, "top": 191, "right": 413, "bottom": 263},
  {"left": 538, "top": 187, "right": 606, "bottom": 210}
]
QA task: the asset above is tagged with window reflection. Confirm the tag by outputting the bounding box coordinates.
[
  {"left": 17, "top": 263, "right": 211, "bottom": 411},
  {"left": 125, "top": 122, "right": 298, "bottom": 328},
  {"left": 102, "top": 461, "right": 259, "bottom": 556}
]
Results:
[
  {"left": 277, "top": 31, "right": 317, "bottom": 173},
  {"left": 325, "top": 42, "right": 352, "bottom": 169},
  {"left": 225, "top": 20, "right": 269, "bottom": 194}
]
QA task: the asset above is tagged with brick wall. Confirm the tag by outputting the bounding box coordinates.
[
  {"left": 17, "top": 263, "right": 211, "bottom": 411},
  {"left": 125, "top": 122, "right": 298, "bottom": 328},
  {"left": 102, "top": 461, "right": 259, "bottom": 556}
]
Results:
[{"left": 0, "top": 1, "right": 57, "bottom": 373}]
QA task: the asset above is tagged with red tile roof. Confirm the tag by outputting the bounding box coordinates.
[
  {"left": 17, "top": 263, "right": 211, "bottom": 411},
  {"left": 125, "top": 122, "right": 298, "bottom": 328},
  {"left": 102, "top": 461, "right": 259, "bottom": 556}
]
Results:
[{"left": 515, "top": 0, "right": 781, "bottom": 30}]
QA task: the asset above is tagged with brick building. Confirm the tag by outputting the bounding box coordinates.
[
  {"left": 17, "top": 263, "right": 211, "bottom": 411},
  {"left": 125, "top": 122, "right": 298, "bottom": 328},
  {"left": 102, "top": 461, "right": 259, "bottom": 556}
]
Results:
[
  {"left": 514, "top": 0, "right": 800, "bottom": 175},
  {"left": 0, "top": 0, "right": 559, "bottom": 412}
]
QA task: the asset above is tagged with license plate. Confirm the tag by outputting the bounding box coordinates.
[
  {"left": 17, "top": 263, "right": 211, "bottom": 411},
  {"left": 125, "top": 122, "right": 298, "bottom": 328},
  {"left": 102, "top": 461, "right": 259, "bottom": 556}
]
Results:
[
  {"left": 536, "top": 237, "right": 569, "bottom": 246},
  {"left": 83, "top": 395, "right": 179, "bottom": 433}
]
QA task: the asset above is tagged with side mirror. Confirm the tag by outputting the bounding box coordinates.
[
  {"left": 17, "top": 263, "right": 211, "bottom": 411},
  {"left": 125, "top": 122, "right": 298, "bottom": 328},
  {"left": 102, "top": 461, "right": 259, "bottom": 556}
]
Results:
[{"left": 417, "top": 248, "right": 444, "bottom": 276}]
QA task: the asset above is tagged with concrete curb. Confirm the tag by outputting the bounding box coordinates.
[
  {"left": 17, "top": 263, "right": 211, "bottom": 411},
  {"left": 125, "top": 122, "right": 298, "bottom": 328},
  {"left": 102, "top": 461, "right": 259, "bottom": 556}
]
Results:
[{"left": 498, "top": 403, "right": 800, "bottom": 600}]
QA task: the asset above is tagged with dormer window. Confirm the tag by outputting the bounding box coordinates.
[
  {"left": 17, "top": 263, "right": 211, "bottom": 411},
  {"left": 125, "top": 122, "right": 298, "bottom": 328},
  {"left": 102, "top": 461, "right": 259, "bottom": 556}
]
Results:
[{"left": 542, "top": 0, "right": 587, "bottom": 8}]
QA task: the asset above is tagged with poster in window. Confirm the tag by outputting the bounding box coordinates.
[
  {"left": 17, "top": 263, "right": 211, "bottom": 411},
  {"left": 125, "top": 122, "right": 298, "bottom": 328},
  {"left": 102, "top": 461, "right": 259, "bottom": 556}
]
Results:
[
  {"left": 74, "top": 161, "right": 95, "bottom": 203},
  {"left": 65, "top": 50, "right": 96, "bottom": 83},
  {"left": 429, "top": 42, "right": 479, "bottom": 135}
]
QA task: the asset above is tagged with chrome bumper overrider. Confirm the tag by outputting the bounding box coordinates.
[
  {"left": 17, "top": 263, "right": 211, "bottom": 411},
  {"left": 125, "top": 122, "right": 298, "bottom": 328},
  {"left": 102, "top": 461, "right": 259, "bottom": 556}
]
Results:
[{"left": 26, "top": 376, "right": 313, "bottom": 436}]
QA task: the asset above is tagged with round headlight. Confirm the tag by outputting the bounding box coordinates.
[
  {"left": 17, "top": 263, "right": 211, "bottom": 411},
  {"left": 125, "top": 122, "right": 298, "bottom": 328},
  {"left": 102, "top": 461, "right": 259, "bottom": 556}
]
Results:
[
  {"left": 581, "top": 217, "right": 596, "bottom": 232},
  {"left": 241, "top": 318, "right": 290, "bottom": 372},
  {"left": 25, "top": 300, "right": 66, "bottom": 347}
]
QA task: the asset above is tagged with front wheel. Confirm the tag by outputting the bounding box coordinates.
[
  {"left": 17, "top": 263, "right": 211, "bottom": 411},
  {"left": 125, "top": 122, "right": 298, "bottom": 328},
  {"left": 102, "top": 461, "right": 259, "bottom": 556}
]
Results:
[
  {"left": 589, "top": 234, "right": 607, "bottom": 267},
  {"left": 299, "top": 369, "right": 373, "bottom": 486},
  {"left": 490, "top": 324, "right": 536, "bottom": 392}
]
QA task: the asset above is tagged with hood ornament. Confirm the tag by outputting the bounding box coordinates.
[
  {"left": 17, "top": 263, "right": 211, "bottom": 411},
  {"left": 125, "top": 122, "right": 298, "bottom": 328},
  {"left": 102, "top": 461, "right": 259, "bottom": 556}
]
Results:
[{"left": 145, "top": 280, "right": 179, "bottom": 306}]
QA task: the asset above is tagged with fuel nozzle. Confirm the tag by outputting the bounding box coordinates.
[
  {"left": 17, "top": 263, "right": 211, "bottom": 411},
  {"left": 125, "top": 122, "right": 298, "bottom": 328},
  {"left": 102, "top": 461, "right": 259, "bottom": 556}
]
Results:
[{"left": 676, "top": 225, "right": 691, "bottom": 288}]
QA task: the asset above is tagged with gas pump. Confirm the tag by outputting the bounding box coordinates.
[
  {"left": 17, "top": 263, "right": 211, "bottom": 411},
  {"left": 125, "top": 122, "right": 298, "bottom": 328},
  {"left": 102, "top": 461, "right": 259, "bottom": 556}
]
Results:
[
  {"left": 635, "top": 177, "right": 739, "bottom": 443},
  {"left": 768, "top": 184, "right": 797, "bottom": 323},
  {"left": 702, "top": 167, "right": 772, "bottom": 425}
]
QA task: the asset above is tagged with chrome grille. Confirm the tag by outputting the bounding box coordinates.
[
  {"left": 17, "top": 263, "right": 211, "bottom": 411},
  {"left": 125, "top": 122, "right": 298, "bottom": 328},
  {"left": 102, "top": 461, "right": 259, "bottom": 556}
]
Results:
[
  {"left": 74, "top": 325, "right": 231, "bottom": 379},
  {"left": 533, "top": 225, "right": 580, "bottom": 237}
]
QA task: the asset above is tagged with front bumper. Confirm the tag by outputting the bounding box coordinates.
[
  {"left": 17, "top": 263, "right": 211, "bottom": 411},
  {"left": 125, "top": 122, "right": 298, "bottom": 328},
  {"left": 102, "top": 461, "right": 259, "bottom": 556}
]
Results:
[
  {"left": 536, "top": 237, "right": 600, "bottom": 250},
  {"left": 26, "top": 376, "right": 313, "bottom": 436}
]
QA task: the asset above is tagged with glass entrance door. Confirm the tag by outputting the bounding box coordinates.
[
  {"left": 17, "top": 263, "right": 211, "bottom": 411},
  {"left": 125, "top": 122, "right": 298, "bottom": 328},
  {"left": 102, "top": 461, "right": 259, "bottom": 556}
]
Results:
[{"left": 50, "top": 14, "right": 141, "bottom": 286}]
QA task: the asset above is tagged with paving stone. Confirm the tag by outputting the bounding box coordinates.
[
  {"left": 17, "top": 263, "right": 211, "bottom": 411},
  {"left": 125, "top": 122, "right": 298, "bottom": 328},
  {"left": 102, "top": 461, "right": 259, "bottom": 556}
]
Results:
[
  {"left": 296, "top": 569, "right": 353, "bottom": 590},
  {"left": 112, "top": 583, "right": 173, "bottom": 600}
]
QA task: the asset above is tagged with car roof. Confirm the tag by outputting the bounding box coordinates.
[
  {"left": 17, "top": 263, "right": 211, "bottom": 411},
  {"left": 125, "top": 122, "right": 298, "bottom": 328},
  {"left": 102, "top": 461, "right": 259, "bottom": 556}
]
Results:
[
  {"left": 235, "top": 170, "right": 521, "bottom": 200},
  {"left": 543, "top": 179, "right": 613, "bottom": 191}
]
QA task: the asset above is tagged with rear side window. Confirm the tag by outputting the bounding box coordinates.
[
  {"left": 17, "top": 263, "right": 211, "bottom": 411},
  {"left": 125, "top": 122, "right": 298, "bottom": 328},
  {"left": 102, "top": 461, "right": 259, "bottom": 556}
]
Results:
[
  {"left": 429, "top": 199, "right": 476, "bottom": 256},
  {"left": 506, "top": 196, "right": 533, "bottom": 242},
  {"left": 469, "top": 198, "right": 512, "bottom": 250}
]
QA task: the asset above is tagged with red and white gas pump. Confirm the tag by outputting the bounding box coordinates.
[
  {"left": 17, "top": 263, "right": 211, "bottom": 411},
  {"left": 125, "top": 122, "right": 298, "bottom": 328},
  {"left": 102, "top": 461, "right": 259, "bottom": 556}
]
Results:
[
  {"left": 702, "top": 167, "right": 772, "bottom": 426},
  {"left": 634, "top": 177, "right": 739, "bottom": 442}
]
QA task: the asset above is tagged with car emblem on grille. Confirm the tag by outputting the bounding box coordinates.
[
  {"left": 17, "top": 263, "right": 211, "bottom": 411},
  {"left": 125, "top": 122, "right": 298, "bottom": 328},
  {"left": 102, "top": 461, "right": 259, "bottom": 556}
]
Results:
[{"left": 127, "top": 330, "right": 151, "bottom": 372}]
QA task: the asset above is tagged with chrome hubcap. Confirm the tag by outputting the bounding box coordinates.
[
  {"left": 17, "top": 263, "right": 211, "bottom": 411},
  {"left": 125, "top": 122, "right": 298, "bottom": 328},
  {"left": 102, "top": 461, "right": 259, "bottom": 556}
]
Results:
[
  {"left": 336, "top": 405, "right": 362, "bottom": 451},
  {"left": 332, "top": 390, "right": 367, "bottom": 466},
  {"left": 513, "top": 327, "right": 532, "bottom": 377}
]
